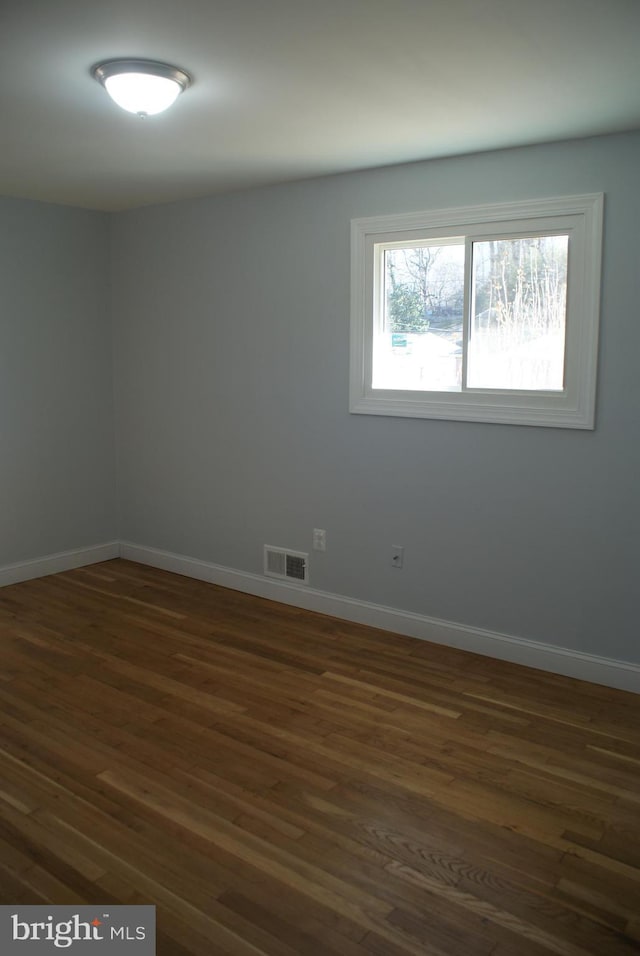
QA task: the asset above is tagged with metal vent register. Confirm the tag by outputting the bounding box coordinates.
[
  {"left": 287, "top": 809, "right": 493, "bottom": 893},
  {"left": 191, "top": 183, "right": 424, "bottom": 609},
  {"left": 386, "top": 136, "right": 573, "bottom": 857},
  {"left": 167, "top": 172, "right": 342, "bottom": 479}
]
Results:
[{"left": 263, "top": 546, "right": 309, "bottom": 584}]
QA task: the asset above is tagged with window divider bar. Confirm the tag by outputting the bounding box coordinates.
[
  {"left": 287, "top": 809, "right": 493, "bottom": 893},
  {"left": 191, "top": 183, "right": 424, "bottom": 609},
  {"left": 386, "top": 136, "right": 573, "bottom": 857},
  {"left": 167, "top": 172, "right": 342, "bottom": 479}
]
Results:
[{"left": 461, "top": 236, "right": 473, "bottom": 391}]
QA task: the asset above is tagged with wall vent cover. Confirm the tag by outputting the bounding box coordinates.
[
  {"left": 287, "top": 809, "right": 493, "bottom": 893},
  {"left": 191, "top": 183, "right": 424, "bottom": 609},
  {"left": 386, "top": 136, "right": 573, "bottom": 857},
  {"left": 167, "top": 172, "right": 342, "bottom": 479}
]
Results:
[{"left": 264, "top": 545, "right": 309, "bottom": 584}]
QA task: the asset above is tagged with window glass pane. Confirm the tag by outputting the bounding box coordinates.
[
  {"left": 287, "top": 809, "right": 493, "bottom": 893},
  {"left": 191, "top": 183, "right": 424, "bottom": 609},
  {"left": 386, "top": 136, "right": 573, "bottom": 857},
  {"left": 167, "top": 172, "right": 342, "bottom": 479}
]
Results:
[
  {"left": 468, "top": 235, "right": 568, "bottom": 391},
  {"left": 373, "top": 241, "right": 465, "bottom": 391}
]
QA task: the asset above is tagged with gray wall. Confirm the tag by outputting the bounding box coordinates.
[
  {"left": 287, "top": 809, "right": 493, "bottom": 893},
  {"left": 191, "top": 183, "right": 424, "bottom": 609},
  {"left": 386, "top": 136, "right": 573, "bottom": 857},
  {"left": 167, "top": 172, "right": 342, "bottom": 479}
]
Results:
[
  {"left": 0, "top": 198, "right": 117, "bottom": 564},
  {"left": 107, "top": 132, "right": 637, "bottom": 665}
]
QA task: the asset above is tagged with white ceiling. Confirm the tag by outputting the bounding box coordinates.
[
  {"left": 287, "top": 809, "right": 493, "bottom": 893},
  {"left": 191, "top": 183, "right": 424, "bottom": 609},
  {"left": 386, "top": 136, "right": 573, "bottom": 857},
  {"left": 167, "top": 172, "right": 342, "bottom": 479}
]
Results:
[{"left": 3, "top": 0, "right": 640, "bottom": 211}]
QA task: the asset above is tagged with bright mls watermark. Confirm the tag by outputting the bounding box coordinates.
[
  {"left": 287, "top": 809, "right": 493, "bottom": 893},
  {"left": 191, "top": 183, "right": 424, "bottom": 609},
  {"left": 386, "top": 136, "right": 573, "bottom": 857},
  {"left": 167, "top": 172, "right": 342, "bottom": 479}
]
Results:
[{"left": 0, "top": 906, "right": 155, "bottom": 954}]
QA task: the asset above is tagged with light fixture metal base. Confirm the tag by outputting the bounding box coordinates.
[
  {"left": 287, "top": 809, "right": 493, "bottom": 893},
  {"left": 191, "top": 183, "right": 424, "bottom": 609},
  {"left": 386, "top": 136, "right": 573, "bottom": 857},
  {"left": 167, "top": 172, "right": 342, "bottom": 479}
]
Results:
[{"left": 92, "top": 59, "right": 192, "bottom": 92}]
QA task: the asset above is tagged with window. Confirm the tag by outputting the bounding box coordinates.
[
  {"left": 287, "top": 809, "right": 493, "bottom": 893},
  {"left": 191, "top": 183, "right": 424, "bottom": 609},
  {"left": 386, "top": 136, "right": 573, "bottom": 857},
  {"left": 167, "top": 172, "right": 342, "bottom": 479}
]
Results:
[{"left": 350, "top": 194, "right": 603, "bottom": 428}]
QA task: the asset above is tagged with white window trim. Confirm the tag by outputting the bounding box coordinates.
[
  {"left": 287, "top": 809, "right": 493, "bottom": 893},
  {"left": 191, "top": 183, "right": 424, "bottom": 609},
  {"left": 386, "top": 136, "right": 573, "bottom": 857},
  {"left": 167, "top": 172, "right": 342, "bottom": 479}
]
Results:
[{"left": 350, "top": 194, "right": 604, "bottom": 428}]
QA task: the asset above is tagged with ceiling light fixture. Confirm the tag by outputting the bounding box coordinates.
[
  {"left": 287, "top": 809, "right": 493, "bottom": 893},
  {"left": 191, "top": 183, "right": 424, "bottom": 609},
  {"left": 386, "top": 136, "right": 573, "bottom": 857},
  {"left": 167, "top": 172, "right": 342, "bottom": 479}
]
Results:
[{"left": 92, "top": 59, "right": 192, "bottom": 118}]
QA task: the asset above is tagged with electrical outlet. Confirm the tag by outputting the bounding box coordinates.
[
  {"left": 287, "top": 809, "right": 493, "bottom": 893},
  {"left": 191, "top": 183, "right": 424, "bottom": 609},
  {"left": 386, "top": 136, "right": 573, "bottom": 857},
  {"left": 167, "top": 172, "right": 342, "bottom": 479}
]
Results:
[
  {"left": 391, "top": 545, "right": 404, "bottom": 569},
  {"left": 313, "top": 528, "right": 326, "bottom": 552}
]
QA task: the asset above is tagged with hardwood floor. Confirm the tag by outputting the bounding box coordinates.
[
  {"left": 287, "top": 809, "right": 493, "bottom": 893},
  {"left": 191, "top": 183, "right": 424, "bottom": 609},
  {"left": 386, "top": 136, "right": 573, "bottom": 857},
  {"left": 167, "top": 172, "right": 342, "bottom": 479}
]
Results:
[{"left": 0, "top": 559, "right": 639, "bottom": 955}]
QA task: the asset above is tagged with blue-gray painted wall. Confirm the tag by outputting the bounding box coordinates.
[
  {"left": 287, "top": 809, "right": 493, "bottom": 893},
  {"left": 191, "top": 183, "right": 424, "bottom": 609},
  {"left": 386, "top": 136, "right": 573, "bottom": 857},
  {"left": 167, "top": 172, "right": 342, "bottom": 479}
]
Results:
[
  {"left": 3, "top": 132, "right": 638, "bottom": 665},
  {"left": 0, "top": 198, "right": 117, "bottom": 563}
]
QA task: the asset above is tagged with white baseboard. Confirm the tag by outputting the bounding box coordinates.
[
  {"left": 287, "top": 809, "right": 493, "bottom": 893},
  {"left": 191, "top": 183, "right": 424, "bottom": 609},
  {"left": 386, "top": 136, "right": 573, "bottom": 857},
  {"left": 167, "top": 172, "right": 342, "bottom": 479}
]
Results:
[
  {"left": 2, "top": 540, "right": 637, "bottom": 694},
  {"left": 0, "top": 541, "right": 120, "bottom": 587},
  {"left": 120, "top": 541, "right": 640, "bottom": 695}
]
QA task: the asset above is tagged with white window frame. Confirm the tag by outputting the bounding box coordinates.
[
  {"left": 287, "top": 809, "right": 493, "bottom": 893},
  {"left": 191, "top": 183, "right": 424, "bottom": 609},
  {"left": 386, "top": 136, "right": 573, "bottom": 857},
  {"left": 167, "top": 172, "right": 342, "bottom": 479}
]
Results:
[{"left": 350, "top": 194, "right": 604, "bottom": 428}]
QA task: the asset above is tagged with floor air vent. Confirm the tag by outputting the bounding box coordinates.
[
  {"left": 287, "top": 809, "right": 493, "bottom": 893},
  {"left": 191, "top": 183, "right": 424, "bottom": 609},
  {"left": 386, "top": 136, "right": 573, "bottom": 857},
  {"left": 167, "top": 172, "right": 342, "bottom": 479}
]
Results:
[{"left": 264, "top": 545, "right": 309, "bottom": 584}]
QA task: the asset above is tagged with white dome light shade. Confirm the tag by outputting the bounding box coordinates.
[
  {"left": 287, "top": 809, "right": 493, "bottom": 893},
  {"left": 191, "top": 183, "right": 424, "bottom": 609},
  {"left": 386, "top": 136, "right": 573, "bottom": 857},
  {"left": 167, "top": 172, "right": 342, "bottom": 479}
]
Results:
[
  {"left": 104, "top": 73, "right": 181, "bottom": 115},
  {"left": 93, "top": 60, "right": 192, "bottom": 117}
]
